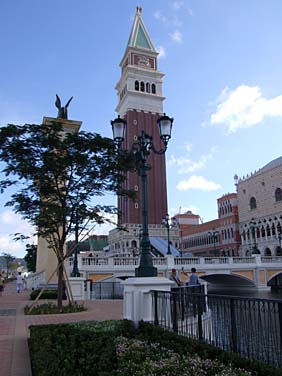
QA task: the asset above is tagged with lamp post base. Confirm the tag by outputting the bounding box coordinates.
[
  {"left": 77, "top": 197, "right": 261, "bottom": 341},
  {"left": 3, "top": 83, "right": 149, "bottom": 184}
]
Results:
[
  {"left": 70, "top": 270, "right": 80, "bottom": 277},
  {"left": 135, "top": 265, "right": 158, "bottom": 277}
]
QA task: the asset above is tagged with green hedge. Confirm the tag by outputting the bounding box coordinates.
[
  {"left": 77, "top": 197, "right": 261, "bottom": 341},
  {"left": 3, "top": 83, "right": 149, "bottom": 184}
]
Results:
[
  {"left": 30, "top": 289, "right": 66, "bottom": 300},
  {"left": 29, "top": 320, "right": 135, "bottom": 376},
  {"left": 29, "top": 320, "right": 282, "bottom": 376}
]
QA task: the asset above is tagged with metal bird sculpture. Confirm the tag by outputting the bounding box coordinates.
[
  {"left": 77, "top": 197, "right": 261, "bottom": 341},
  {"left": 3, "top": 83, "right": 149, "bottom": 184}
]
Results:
[{"left": 55, "top": 94, "right": 73, "bottom": 119}]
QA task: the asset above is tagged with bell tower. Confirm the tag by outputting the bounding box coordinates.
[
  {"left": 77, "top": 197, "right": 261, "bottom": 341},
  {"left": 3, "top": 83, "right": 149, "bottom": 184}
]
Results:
[{"left": 116, "top": 7, "right": 168, "bottom": 226}]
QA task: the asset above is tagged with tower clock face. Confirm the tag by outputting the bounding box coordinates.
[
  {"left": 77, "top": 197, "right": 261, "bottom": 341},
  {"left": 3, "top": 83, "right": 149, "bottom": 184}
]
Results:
[{"left": 137, "top": 55, "right": 149, "bottom": 66}]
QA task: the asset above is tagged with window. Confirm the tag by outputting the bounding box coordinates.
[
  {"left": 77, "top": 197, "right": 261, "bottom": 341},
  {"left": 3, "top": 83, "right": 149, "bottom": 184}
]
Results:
[
  {"left": 152, "top": 83, "right": 156, "bottom": 94},
  {"left": 135, "top": 203, "right": 139, "bottom": 209},
  {"left": 275, "top": 188, "right": 282, "bottom": 202},
  {"left": 250, "top": 197, "right": 257, "bottom": 210},
  {"left": 134, "top": 185, "right": 138, "bottom": 191},
  {"left": 140, "top": 81, "right": 145, "bottom": 92},
  {"left": 146, "top": 82, "right": 150, "bottom": 93},
  {"left": 135, "top": 80, "right": 139, "bottom": 91}
]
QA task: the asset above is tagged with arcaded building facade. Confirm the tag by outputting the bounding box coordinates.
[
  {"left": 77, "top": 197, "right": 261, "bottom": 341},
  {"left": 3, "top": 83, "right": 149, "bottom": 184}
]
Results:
[{"left": 237, "top": 156, "right": 282, "bottom": 256}]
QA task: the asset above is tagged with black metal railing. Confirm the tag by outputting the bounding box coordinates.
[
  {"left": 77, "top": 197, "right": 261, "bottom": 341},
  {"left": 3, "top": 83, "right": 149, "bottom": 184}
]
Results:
[
  {"left": 90, "top": 282, "right": 124, "bottom": 300},
  {"left": 151, "top": 288, "right": 282, "bottom": 367}
]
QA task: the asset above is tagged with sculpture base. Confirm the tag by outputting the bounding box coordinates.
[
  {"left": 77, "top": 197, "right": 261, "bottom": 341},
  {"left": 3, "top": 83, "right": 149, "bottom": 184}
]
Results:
[{"left": 135, "top": 265, "right": 157, "bottom": 277}]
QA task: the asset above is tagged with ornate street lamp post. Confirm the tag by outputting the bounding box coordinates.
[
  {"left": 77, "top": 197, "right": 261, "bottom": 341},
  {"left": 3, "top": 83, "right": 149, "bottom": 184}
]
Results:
[
  {"left": 111, "top": 114, "right": 173, "bottom": 277},
  {"left": 277, "top": 229, "right": 282, "bottom": 255},
  {"left": 208, "top": 230, "right": 219, "bottom": 256},
  {"left": 249, "top": 220, "right": 260, "bottom": 255},
  {"left": 71, "top": 211, "right": 80, "bottom": 277},
  {"left": 162, "top": 214, "right": 177, "bottom": 256}
]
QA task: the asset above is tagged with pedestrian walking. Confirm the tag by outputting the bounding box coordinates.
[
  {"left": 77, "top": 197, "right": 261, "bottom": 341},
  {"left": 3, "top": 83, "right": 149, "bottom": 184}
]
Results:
[
  {"left": 16, "top": 271, "right": 23, "bottom": 293},
  {"left": 0, "top": 273, "right": 4, "bottom": 296},
  {"left": 169, "top": 268, "right": 182, "bottom": 286},
  {"left": 188, "top": 267, "right": 200, "bottom": 286}
]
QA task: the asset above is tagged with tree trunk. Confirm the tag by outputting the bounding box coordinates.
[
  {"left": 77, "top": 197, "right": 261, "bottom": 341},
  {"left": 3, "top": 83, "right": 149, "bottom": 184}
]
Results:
[{"left": 57, "top": 249, "right": 64, "bottom": 310}]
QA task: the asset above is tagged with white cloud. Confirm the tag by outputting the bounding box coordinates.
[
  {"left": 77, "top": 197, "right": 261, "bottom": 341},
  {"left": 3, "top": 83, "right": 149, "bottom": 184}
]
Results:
[
  {"left": 169, "top": 146, "right": 217, "bottom": 174},
  {"left": 157, "top": 45, "right": 166, "bottom": 59},
  {"left": 170, "top": 206, "right": 199, "bottom": 216},
  {"left": 172, "top": 0, "right": 184, "bottom": 10},
  {"left": 169, "top": 30, "right": 183, "bottom": 44},
  {"left": 154, "top": 10, "right": 167, "bottom": 23},
  {"left": 171, "top": 1, "right": 193, "bottom": 16},
  {"left": 0, "top": 234, "right": 24, "bottom": 254},
  {"left": 210, "top": 85, "right": 282, "bottom": 133},
  {"left": 185, "top": 143, "right": 193, "bottom": 152},
  {"left": 0, "top": 210, "right": 36, "bottom": 256},
  {"left": 176, "top": 176, "right": 221, "bottom": 191}
]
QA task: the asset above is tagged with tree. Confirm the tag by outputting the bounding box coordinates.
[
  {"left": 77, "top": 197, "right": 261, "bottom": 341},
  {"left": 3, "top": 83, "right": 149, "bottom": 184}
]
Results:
[
  {"left": 0, "top": 122, "right": 133, "bottom": 308},
  {"left": 24, "top": 244, "right": 37, "bottom": 272},
  {"left": 1, "top": 252, "right": 16, "bottom": 278}
]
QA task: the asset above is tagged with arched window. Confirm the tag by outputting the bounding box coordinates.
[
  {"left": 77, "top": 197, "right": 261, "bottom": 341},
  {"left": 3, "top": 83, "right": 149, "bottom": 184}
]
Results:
[
  {"left": 140, "top": 81, "right": 145, "bottom": 92},
  {"left": 135, "top": 80, "right": 139, "bottom": 91},
  {"left": 275, "top": 188, "right": 282, "bottom": 202},
  {"left": 272, "top": 224, "right": 276, "bottom": 236},
  {"left": 250, "top": 197, "right": 257, "bottom": 210},
  {"left": 131, "top": 240, "right": 137, "bottom": 248},
  {"left": 152, "top": 83, "right": 156, "bottom": 94},
  {"left": 146, "top": 82, "right": 150, "bottom": 93},
  {"left": 242, "top": 230, "right": 246, "bottom": 241}
]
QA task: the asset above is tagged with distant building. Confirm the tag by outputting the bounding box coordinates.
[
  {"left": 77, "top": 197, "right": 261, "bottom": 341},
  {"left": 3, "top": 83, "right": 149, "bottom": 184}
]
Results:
[
  {"left": 237, "top": 156, "right": 282, "bottom": 256},
  {"left": 180, "top": 193, "right": 240, "bottom": 257},
  {"left": 108, "top": 224, "right": 180, "bottom": 258}
]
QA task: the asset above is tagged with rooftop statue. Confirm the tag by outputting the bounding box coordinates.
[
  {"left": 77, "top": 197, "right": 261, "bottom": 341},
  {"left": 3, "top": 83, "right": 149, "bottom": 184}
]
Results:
[{"left": 55, "top": 94, "right": 73, "bottom": 120}]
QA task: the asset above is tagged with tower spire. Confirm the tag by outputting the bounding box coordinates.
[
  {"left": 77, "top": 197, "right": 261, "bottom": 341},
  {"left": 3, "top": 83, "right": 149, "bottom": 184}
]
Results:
[{"left": 126, "top": 7, "right": 156, "bottom": 52}]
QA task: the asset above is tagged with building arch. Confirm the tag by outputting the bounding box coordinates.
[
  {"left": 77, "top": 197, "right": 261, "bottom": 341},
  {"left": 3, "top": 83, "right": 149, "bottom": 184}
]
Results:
[
  {"left": 276, "top": 246, "right": 282, "bottom": 256},
  {"left": 264, "top": 247, "right": 272, "bottom": 256},
  {"left": 135, "top": 80, "right": 139, "bottom": 91},
  {"left": 140, "top": 81, "right": 145, "bottom": 92},
  {"left": 152, "top": 83, "right": 156, "bottom": 94}
]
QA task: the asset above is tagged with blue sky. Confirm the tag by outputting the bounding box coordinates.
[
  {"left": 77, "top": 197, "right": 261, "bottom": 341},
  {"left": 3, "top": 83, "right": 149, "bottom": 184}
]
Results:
[{"left": 1, "top": 0, "right": 282, "bottom": 257}]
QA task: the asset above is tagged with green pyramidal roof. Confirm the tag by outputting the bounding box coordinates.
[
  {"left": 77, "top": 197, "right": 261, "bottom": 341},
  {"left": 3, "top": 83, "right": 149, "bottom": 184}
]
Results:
[{"left": 126, "top": 7, "right": 156, "bottom": 53}]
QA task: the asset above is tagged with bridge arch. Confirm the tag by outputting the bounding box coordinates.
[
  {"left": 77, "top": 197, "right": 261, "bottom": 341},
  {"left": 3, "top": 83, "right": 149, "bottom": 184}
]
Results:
[
  {"left": 264, "top": 247, "right": 272, "bottom": 256},
  {"left": 267, "top": 271, "right": 282, "bottom": 287},
  {"left": 200, "top": 273, "right": 255, "bottom": 288}
]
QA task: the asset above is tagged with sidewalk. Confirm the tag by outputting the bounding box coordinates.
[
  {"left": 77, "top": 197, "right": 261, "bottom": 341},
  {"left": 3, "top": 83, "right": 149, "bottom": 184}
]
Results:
[{"left": 0, "top": 280, "right": 123, "bottom": 376}]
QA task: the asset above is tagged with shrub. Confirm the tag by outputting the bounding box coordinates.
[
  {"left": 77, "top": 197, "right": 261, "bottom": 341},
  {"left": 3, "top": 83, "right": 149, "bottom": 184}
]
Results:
[
  {"left": 29, "top": 320, "right": 282, "bottom": 376},
  {"left": 137, "top": 322, "right": 282, "bottom": 376},
  {"left": 30, "top": 289, "right": 60, "bottom": 300},
  {"left": 25, "top": 302, "right": 86, "bottom": 315},
  {"left": 115, "top": 336, "right": 253, "bottom": 376},
  {"left": 29, "top": 320, "right": 135, "bottom": 376}
]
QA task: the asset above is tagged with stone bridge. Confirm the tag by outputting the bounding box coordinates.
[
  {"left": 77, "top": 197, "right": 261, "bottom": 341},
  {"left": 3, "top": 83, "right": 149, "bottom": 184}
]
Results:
[{"left": 66, "top": 255, "right": 282, "bottom": 290}]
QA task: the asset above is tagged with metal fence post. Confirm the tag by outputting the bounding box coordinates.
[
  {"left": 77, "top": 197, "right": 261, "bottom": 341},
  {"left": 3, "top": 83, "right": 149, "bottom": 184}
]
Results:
[
  {"left": 278, "top": 302, "right": 282, "bottom": 348},
  {"left": 154, "top": 291, "right": 159, "bottom": 326},
  {"left": 172, "top": 292, "right": 178, "bottom": 333},
  {"left": 230, "top": 298, "right": 237, "bottom": 353},
  {"left": 197, "top": 295, "right": 203, "bottom": 340}
]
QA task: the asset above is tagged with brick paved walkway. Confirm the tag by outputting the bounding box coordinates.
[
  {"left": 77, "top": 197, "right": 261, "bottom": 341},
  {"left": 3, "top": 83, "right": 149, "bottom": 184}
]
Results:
[{"left": 0, "top": 280, "right": 123, "bottom": 376}]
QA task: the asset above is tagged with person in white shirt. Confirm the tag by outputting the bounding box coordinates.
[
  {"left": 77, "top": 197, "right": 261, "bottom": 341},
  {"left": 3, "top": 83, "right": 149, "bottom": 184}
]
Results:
[{"left": 16, "top": 272, "right": 23, "bottom": 293}]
